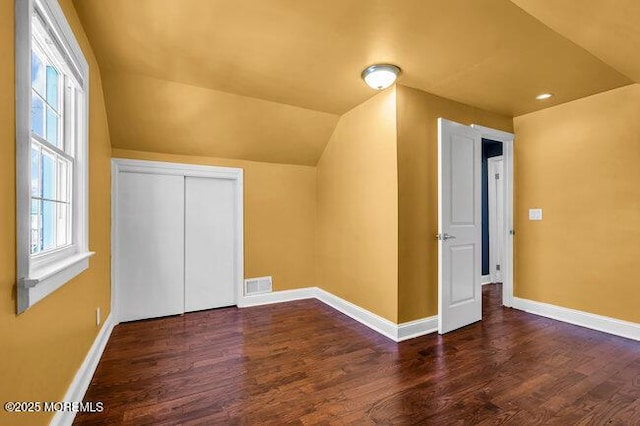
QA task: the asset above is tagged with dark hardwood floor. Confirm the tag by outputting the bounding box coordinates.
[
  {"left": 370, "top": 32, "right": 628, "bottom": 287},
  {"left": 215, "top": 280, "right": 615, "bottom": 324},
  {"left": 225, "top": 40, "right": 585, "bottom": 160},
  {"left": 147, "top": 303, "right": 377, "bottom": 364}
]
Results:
[{"left": 75, "top": 284, "right": 640, "bottom": 425}]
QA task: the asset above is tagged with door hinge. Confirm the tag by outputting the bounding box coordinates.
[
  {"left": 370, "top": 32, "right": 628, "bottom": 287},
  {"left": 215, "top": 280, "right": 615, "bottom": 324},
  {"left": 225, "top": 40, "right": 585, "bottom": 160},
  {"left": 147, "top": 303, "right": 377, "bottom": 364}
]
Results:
[
  {"left": 495, "top": 173, "right": 500, "bottom": 179},
  {"left": 496, "top": 264, "right": 501, "bottom": 271},
  {"left": 509, "top": 229, "right": 515, "bottom": 235}
]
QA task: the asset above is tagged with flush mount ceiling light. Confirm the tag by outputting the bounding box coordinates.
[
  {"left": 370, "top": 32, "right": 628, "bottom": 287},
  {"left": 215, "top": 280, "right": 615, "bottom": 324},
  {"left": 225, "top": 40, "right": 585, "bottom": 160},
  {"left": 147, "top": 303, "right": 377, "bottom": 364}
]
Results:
[
  {"left": 361, "top": 64, "right": 401, "bottom": 90},
  {"left": 536, "top": 93, "right": 553, "bottom": 100}
]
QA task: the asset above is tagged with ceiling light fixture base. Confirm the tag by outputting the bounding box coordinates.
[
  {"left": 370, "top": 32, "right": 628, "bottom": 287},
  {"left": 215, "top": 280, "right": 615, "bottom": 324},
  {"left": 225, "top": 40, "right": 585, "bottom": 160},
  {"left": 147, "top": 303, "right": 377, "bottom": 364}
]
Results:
[{"left": 361, "top": 64, "right": 401, "bottom": 90}]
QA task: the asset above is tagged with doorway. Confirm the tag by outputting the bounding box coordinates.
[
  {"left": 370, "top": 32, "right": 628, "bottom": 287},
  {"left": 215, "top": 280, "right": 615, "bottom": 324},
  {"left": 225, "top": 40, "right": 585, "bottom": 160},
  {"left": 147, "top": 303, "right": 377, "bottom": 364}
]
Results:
[
  {"left": 482, "top": 140, "right": 504, "bottom": 285},
  {"left": 437, "top": 120, "right": 514, "bottom": 334}
]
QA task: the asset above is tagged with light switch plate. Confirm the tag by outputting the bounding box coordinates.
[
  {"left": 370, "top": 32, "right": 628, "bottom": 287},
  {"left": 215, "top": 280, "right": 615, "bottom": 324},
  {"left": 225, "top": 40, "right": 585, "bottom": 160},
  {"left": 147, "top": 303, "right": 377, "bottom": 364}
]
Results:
[{"left": 529, "top": 208, "right": 543, "bottom": 221}]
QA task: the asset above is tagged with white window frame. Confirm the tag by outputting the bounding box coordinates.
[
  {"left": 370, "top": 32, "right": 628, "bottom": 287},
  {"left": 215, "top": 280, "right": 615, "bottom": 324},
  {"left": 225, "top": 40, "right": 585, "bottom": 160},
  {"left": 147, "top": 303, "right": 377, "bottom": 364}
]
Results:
[{"left": 15, "top": 0, "right": 93, "bottom": 314}]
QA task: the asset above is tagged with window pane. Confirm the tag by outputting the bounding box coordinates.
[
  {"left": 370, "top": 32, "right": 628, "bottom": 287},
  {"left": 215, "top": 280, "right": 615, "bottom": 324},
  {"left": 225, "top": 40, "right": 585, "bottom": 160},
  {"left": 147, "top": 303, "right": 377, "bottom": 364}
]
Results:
[
  {"left": 31, "top": 50, "right": 45, "bottom": 96},
  {"left": 30, "top": 199, "right": 41, "bottom": 254},
  {"left": 31, "top": 144, "right": 40, "bottom": 196},
  {"left": 42, "top": 200, "right": 56, "bottom": 250},
  {"left": 46, "top": 66, "right": 59, "bottom": 110},
  {"left": 42, "top": 150, "right": 56, "bottom": 199},
  {"left": 46, "top": 106, "right": 59, "bottom": 147},
  {"left": 56, "top": 202, "right": 68, "bottom": 247},
  {"left": 57, "top": 158, "right": 69, "bottom": 202},
  {"left": 31, "top": 94, "right": 45, "bottom": 138}
]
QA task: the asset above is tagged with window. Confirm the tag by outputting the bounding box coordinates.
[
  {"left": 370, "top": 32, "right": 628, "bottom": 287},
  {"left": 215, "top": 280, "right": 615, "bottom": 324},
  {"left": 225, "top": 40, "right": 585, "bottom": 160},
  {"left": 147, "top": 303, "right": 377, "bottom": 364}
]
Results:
[{"left": 16, "top": 0, "right": 93, "bottom": 313}]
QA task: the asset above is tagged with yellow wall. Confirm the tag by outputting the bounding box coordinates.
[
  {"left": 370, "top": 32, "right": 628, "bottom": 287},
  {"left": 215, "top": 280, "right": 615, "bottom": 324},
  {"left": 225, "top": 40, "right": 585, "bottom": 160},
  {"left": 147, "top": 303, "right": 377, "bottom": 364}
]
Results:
[
  {"left": 2, "top": 4, "right": 634, "bottom": 424},
  {"left": 513, "top": 84, "right": 640, "bottom": 323},
  {"left": 0, "top": 0, "right": 112, "bottom": 425},
  {"left": 112, "top": 149, "right": 317, "bottom": 291},
  {"left": 396, "top": 85, "right": 513, "bottom": 322},
  {"left": 316, "top": 88, "right": 399, "bottom": 322}
]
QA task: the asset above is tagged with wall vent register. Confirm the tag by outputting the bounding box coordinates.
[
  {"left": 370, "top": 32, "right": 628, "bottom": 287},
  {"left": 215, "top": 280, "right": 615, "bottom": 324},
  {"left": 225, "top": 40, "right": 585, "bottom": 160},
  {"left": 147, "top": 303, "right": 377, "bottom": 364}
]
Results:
[{"left": 245, "top": 276, "right": 273, "bottom": 296}]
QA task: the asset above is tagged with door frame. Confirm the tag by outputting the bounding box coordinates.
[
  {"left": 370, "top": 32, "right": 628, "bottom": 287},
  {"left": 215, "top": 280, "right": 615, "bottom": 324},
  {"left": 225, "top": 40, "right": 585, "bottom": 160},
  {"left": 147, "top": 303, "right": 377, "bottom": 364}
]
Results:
[
  {"left": 487, "top": 155, "right": 504, "bottom": 284},
  {"left": 471, "top": 125, "right": 515, "bottom": 308},
  {"left": 110, "top": 158, "right": 244, "bottom": 323}
]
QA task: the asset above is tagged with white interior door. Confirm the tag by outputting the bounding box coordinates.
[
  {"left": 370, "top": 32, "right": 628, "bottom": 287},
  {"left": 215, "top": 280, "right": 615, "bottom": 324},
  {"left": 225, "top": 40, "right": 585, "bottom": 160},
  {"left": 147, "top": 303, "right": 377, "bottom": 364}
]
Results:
[
  {"left": 488, "top": 157, "right": 504, "bottom": 283},
  {"left": 184, "top": 177, "right": 236, "bottom": 312},
  {"left": 438, "top": 118, "right": 482, "bottom": 334},
  {"left": 116, "top": 172, "right": 185, "bottom": 322}
]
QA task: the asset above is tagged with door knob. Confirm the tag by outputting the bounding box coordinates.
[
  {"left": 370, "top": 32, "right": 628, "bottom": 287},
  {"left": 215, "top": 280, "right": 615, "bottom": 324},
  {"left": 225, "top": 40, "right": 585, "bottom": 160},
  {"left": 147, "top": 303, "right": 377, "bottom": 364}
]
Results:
[{"left": 436, "top": 233, "right": 456, "bottom": 241}]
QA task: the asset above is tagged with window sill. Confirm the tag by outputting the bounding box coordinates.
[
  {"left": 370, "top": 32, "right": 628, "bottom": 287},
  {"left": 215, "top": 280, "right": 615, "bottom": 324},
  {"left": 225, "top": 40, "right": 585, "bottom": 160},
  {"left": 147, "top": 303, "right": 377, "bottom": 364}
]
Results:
[{"left": 17, "top": 251, "right": 95, "bottom": 314}]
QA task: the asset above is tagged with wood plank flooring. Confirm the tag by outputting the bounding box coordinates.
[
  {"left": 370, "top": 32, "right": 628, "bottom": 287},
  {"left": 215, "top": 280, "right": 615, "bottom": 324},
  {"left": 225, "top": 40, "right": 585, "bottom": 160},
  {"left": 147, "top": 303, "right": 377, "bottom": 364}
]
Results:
[{"left": 75, "top": 284, "right": 640, "bottom": 425}]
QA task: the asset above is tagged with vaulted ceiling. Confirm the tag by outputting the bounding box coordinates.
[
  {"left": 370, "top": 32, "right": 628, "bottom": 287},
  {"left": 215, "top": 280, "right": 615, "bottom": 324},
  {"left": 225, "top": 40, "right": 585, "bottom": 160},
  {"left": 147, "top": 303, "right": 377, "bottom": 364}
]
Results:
[
  {"left": 510, "top": 0, "right": 640, "bottom": 83},
  {"left": 74, "top": 0, "right": 633, "bottom": 165}
]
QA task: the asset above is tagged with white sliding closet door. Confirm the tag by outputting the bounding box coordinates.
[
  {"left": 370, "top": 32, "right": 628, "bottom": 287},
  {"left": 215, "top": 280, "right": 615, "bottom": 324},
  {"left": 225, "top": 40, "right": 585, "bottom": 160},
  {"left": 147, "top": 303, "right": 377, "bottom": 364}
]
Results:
[
  {"left": 116, "top": 172, "right": 185, "bottom": 322},
  {"left": 184, "top": 177, "right": 236, "bottom": 312}
]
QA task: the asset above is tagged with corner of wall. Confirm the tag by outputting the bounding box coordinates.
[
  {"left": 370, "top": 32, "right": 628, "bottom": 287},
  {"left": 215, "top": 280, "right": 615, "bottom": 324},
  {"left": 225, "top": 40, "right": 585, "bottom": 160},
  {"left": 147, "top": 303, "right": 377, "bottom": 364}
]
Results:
[
  {"left": 512, "top": 83, "right": 640, "bottom": 324},
  {"left": 315, "top": 88, "right": 400, "bottom": 323},
  {"left": 395, "top": 85, "right": 513, "bottom": 324}
]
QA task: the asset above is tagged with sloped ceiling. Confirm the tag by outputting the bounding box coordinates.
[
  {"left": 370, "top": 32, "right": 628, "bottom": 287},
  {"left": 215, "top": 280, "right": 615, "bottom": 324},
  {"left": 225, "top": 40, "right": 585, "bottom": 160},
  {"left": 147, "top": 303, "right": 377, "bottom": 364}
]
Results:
[
  {"left": 102, "top": 73, "right": 339, "bottom": 166},
  {"left": 511, "top": 0, "right": 640, "bottom": 83},
  {"left": 74, "top": 0, "right": 632, "bottom": 165}
]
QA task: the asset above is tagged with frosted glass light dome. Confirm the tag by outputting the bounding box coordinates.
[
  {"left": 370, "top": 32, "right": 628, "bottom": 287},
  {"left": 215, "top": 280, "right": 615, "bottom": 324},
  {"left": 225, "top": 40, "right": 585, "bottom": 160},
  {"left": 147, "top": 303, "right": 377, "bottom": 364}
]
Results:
[{"left": 361, "top": 64, "right": 401, "bottom": 90}]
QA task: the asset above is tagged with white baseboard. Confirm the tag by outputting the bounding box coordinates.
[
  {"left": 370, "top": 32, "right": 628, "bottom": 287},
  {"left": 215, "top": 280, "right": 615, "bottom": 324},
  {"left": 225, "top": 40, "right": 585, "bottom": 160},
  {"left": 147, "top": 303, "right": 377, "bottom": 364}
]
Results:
[
  {"left": 512, "top": 297, "right": 640, "bottom": 342},
  {"left": 397, "top": 316, "right": 439, "bottom": 341},
  {"left": 239, "top": 287, "right": 437, "bottom": 342},
  {"left": 50, "top": 314, "right": 116, "bottom": 426},
  {"left": 481, "top": 275, "right": 492, "bottom": 285},
  {"left": 314, "top": 288, "right": 399, "bottom": 341},
  {"left": 237, "top": 287, "right": 315, "bottom": 308}
]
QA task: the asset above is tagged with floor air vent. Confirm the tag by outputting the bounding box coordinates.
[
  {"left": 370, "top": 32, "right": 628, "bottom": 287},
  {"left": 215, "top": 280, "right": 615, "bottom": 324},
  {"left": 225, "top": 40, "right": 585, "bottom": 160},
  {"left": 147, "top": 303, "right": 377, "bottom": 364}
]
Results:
[{"left": 244, "top": 276, "right": 272, "bottom": 296}]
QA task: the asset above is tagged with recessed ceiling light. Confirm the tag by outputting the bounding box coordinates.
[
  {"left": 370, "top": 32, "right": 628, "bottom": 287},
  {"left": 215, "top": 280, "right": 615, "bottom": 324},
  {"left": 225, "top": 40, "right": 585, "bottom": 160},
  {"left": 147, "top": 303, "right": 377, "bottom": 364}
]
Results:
[
  {"left": 361, "top": 64, "right": 401, "bottom": 90},
  {"left": 536, "top": 93, "right": 553, "bottom": 100}
]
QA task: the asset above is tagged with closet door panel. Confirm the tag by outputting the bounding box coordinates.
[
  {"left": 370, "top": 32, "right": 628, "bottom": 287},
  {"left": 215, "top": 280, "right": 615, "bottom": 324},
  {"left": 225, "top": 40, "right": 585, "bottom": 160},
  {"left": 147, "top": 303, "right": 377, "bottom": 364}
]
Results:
[
  {"left": 185, "top": 177, "right": 236, "bottom": 311},
  {"left": 116, "top": 172, "right": 185, "bottom": 322}
]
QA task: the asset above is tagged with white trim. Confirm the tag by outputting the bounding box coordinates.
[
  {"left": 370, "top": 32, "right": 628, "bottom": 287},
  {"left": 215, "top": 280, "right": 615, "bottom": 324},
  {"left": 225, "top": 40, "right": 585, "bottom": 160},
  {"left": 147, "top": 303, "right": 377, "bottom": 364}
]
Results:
[
  {"left": 397, "top": 316, "right": 439, "bottom": 342},
  {"left": 112, "top": 158, "right": 243, "bottom": 180},
  {"left": 110, "top": 161, "right": 119, "bottom": 321},
  {"left": 472, "top": 124, "right": 515, "bottom": 308},
  {"left": 236, "top": 287, "right": 437, "bottom": 342},
  {"left": 50, "top": 314, "right": 115, "bottom": 426},
  {"left": 471, "top": 125, "right": 514, "bottom": 142},
  {"left": 14, "top": 0, "right": 32, "bottom": 301},
  {"left": 487, "top": 155, "right": 504, "bottom": 283},
  {"left": 169, "top": 285, "right": 439, "bottom": 342},
  {"left": 17, "top": 252, "right": 94, "bottom": 313},
  {"left": 313, "top": 288, "right": 437, "bottom": 342},
  {"left": 33, "top": 0, "right": 89, "bottom": 82},
  {"left": 314, "top": 288, "right": 399, "bottom": 341},
  {"left": 481, "top": 275, "right": 492, "bottom": 285},
  {"left": 110, "top": 158, "right": 244, "bottom": 323},
  {"left": 512, "top": 297, "right": 640, "bottom": 342},
  {"left": 234, "top": 172, "right": 245, "bottom": 307},
  {"left": 237, "top": 288, "right": 315, "bottom": 307},
  {"left": 15, "top": 0, "right": 91, "bottom": 314}
]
